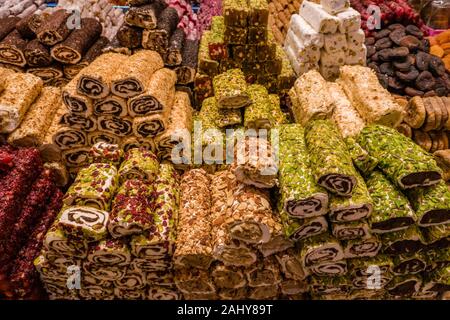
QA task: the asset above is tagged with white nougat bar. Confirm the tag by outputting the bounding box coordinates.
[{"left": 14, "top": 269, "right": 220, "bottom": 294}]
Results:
[
  {"left": 289, "top": 14, "right": 324, "bottom": 47},
  {"left": 299, "top": 1, "right": 340, "bottom": 34},
  {"left": 347, "top": 29, "right": 365, "bottom": 49},
  {"left": 285, "top": 29, "right": 321, "bottom": 63},
  {"left": 320, "top": 49, "right": 346, "bottom": 67},
  {"left": 346, "top": 44, "right": 367, "bottom": 66},
  {"left": 321, "top": 0, "right": 350, "bottom": 15},
  {"left": 285, "top": 45, "right": 318, "bottom": 76},
  {"left": 337, "top": 7, "right": 361, "bottom": 33},
  {"left": 323, "top": 33, "right": 348, "bottom": 54}
]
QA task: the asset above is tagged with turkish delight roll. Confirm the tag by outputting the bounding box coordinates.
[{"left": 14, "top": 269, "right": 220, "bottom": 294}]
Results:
[
  {"left": 208, "top": 16, "right": 227, "bottom": 61},
  {"left": 24, "top": 39, "right": 52, "bottom": 67},
  {"left": 125, "top": 1, "right": 167, "bottom": 30},
  {"left": 27, "top": 65, "right": 64, "bottom": 84},
  {"left": 44, "top": 162, "right": 69, "bottom": 187},
  {"left": 64, "top": 163, "right": 118, "bottom": 211},
  {"left": 198, "top": 96, "right": 241, "bottom": 129},
  {"left": 131, "top": 258, "right": 172, "bottom": 272},
  {"left": 132, "top": 111, "right": 170, "bottom": 138},
  {"left": 345, "top": 138, "right": 378, "bottom": 176},
  {"left": 305, "top": 119, "right": 358, "bottom": 196},
  {"left": 0, "top": 30, "right": 27, "bottom": 67},
  {"left": 165, "top": 28, "right": 185, "bottom": 66},
  {"left": 36, "top": 10, "right": 71, "bottom": 46},
  {"left": 94, "top": 95, "right": 127, "bottom": 117},
  {"left": 147, "top": 286, "right": 180, "bottom": 300},
  {"left": 0, "top": 71, "right": 43, "bottom": 133},
  {"left": 62, "top": 76, "right": 93, "bottom": 116},
  {"left": 248, "top": 285, "right": 279, "bottom": 299},
  {"left": 213, "top": 68, "right": 250, "bottom": 109},
  {"left": 331, "top": 220, "right": 370, "bottom": 241},
  {"left": 44, "top": 225, "right": 88, "bottom": 258},
  {"left": 97, "top": 116, "right": 132, "bottom": 137},
  {"left": 211, "top": 263, "right": 247, "bottom": 289},
  {"left": 174, "top": 268, "right": 216, "bottom": 296},
  {"left": 88, "top": 131, "right": 121, "bottom": 146},
  {"left": 339, "top": 65, "right": 403, "bottom": 128},
  {"left": 357, "top": 125, "right": 442, "bottom": 189},
  {"left": 127, "top": 68, "right": 176, "bottom": 117},
  {"left": 387, "top": 275, "right": 422, "bottom": 298},
  {"left": 103, "top": 36, "right": 132, "bottom": 56},
  {"left": 52, "top": 126, "right": 87, "bottom": 150},
  {"left": 130, "top": 165, "right": 179, "bottom": 258},
  {"left": 7, "top": 86, "right": 61, "bottom": 147},
  {"left": 87, "top": 239, "right": 131, "bottom": 267},
  {"left": 61, "top": 147, "right": 90, "bottom": 168},
  {"left": 77, "top": 52, "right": 128, "bottom": 99},
  {"left": 64, "top": 37, "right": 109, "bottom": 80},
  {"left": 89, "top": 142, "right": 123, "bottom": 167},
  {"left": 117, "top": 24, "right": 142, "bottom": 49},
  {"left": 141, "top": 7, "right": 178, "bottom": 52},
  {"left": 245, "top": 257, "right": 282, "bottom": 288},
  {"left": 328, "top": 173, "right": 373, "bottom": 222},
  {"left": 281, "top": 210, "right": 328, "bottom": 241},
  {"left": 299, "top": 233, "right": 344, "bottom": 267},
  {"left": 366, "top": 170, "right": 417, "bottom": 234},
  {"left": 0, "top": 17, "right": 20, "bottom": 41},
  {"left": 244, "top": 84, "right": 273, "bottom": 130},
  {"left": 308, "top": 260, "right": 348, "bottom": 277},
  {"left": 392, "top": 252, "right": 428, "bottom": 276},
  {"left": 422, "top": 225, "right": 450, "bottom": 249},
  {"left": 299, "top": 1, "right": 340, "bottom": 33},
  {"left": 114, "top": 267, "right": 146, "bottom": 291},
  {"left": 120, "top": 136, "right": 157, "bottom": 154},
  {"left": 111, "top": 50, "right": 164, "bottom": 99},
  {"left": 173, "top": 169, "right": 214, "bottom": 270},
  {"left": 51, "top": 18, "right": 102, "bottom": 65},
  {"left": 118, "top": 148, "right": 159, "bottom": 183},
  {"left": 175, "top": 39, "right": 199, "bottom": 85},
  {"left": 330, "top": 82, "right": 365, "bottom": 139},
  {"left": 342, "top": 234, "right": 381, "bottom": 258},
  {"left": 382, "top": 226, "right": 425, "bottom": 256}
]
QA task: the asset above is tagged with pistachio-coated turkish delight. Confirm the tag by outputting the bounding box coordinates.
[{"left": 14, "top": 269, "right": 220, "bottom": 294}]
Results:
[
  {"left": 213, "top": 69, "right": 250, "bottom": 109},
  {"left": 118, "top": 147, "right": 159, "bottom": 183}
]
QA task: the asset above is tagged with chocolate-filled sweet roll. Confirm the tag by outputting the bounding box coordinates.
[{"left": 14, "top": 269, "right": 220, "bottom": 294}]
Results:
[
  {"left": 36, "top": 9, "right": 72, "bottom": 46},
  {"left": 59, "top": 112, "right": 97, "bottom": 132},
  {"left": 147, "top": 286, "right": 180, "bottom": 300},
  {"left": 51, "top": 18, "right": 102, "bottom": 65},
  {"left": 15, "top": 14, "right": 44, "bottom": 39},
  {"left": 93, "top": 95, "right": 127, "bottom": 117},
  {"left": 125, "top": 1, "right": 167, "bottom": 29},
  {"left": 111, "top": 50, "right": 164, "bottom": 99},
  {"left": 120, "top": 136, "right": 157, "bottom": 153},
  {"left": 175, "top": 39, "right": 199, "bottom": 85},
  {"left": 97, "top": 116, "right": 133, "bottom": 137},
  {"left": 62, "top": 76, "right": 93, "bottom": 116},
  {"left": 47, "top": 77, "right": 70, "bottom": 88},
  {"left": 299, "top": 233, "right": 345, "bottom": 267},
  {"left": 27, "top": 64, "right": 64, "bottom": 84},
  {"left": 117, "top": 23, "right": 142, "bottom": 49},
  {"left": 0, "top": 17, "right": 20, "bottom": 41},
  {"left": 77, "top": 52, "right": 128, "bottom": 99},
  {"left": 165, "top": 28, "right": 185, "bottom": 66},
  {"left": 128, "top": 68, "right": 176, "bottom": 117},
  {"left": 86, "top": 239, "right": 131, "bottom": 266},
  {"left": 61, "top": 147, "right": 91, "bottom": 168},
  {"left": 132, "top": 111, "right": 171, "bottom": 138},
  {"left": 63, "top": 37, "right": 109, "bottom": 79},
  {"left": 0, "top": 30, "right": 27, "bottom": 67},
  {"left": 52, "top": 126, "right": 87, "bottom": 150},
  {"left": 141, "top": 7, "right": 178, "bottom": 53},
  {"left": 24, "top": 39, "right": 52, "bottom": 67},
  {"left": 87, "top": 131, "right": 121, "bottom": 146}
]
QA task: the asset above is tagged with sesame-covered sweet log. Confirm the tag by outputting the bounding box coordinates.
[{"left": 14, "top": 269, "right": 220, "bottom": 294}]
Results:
[
  {"left": 175, "top": 39, "right": 199, "bottom": 85},
  {"left": 64, "top": 163, "right": 119, "bottom": 211},
  {"left": 278, "top": 124, "right": 329, "bottom": 219},
  {"left": 132, "top": 112, "right": 171, "bottom": 138},
  {"left": 328, "top": 173, "right": 373, "bottom": 223},
  {"left": 125, "top": 1, "right": 167, "bottom": 30},
  {"left": 407, "top": 181, "right": 450, "bottom": 227},
  {"left": 7, "top": 86, "right": 61, "bottom": 148},
  {"left": 213, "top": 68, "right": 250, "bottom": 109},
  {"left": 27, "top": 65, "right": 64, "bottom": 84},
  {"left": 305, "top": 119, "right": 359, "bottom": 197},
  {"left": 51, "top": 18, "right": 102, "bottom": 65},
  {"left": 165, "top": 28, "right": 185, "bottom": 66},
  {"left": 366, "top": 170, "right": 417, "bottom": 234},
  {"left": 357, "top": 125, "right": 442, "bottom": 189},
  {"left": 141, "top": 7, "right": 178, "bottom": 53},
  {"left": 0, "top": 71, "right": 43, "bottom": 133},
  {"left": 127, "top": 67, "right": 176, "bottom": 116},
  {"left": 0, "top": 30, "right": 27, "bottom": 67},
  {"left": 36, "top": 9, "right": 71, "bottom": 46},
  {"left": 173, "top": 169, "right": 214, "bottom": 270},
  {"left": 130, "top": 164, "right": 179, "bottom": 259},
  {"left": 118, "top": 147, "right": 159, "bottom": 183},
  {"left": 24, "top": 39, "right": 52, "bottom": 67}
]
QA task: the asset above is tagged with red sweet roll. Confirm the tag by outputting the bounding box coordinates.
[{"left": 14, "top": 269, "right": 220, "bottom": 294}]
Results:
[
  {"left": 0, "top": 145, "right": 15, "bottom": 175},
  {"left": 0, "top": 169, "right": 57, "bottom": 273},
  {"left": 8, "top": 189, "right": 63, "bottom": 298}
]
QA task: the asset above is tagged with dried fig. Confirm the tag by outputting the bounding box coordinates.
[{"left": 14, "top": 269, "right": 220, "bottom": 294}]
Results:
[
  {"left": 400, "top": 35, "right": 421, "bottom": 51},
  {"left": 365, "top": 37, "right": 375, "bottom": 45},
  {"left": 413, "top": 130, "right": 432, "bottom": 152},
  {"left": 388, "top": 23, "right": 405, "bottom": 31},
  {"left": 380, "top": 62, "right": 395, "bottom": 76},
  {"left": 375, "top": 37, "right": 393, "bottom": 50},
  {"left": 389, "top": 28, "right": 406, "bottom": 45},
  {"left": 366, "top": 45, "right": 376, "bottom": 57},
  {"left": 416, "top": 71, "right": 436, "bottom": 91},
  {"left": 416, "top": 51, "right": 431, "bottom": 71},
  {"left": 435, "top": 86, "right": 448, "bottom": 97},
  {"left": 422, "top": 39, "right": 430, "bottom": 53},
  {"left": 377, "top": 73, "right": 389, "bottom": 89},
  {"left": 390, "top": 47, "right": 409, "bottom": 58},
  {"left": 368, "top": 62, "right": 380, "bottom": 73},
  {"left": 424, "top": 90, "right": 436, "bottom": 97},
  {"left": 396, "top": 67, "right": 419, "bottom": 82},
  {"left": 429, "top": 56, "right": 446, "bottom": 77},
  {"left": 393, "top": 55, "right": 414, "bottom": 71},
  {"left": 405, "top": 96, "right": 426, "bottom": 127},
  {"left": 405, "top": 87, "right": 425, "bottom": 97},
  {"left": 388, "top": 76, "right": 406, "bottom": 90},
  {"left": 378, "top": 49, "right": 392, "bottom": 61},
  {"left": 405, "top": 25, "right": 424, "bottom": 39},
  {"left": 371, "top": 52, "right": 379, "bottom": 62},
  {"left": 396, "top": 123, "right": 412, "bottom": 138},
  {"left": 374, "top": 29, "right": 391, "bottom": 39}
]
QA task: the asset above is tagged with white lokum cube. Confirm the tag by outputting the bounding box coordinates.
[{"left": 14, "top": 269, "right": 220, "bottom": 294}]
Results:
[{"left": 337, "top": 8, "right": 361, "bottom": 33}]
